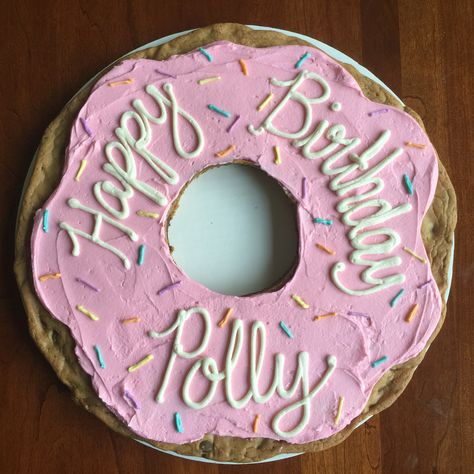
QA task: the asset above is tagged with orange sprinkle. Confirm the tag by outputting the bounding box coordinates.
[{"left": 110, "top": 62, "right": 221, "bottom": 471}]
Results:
[
  {"left": 313, "top": 312, "right": 337, "bottom": 321},
  {"left": 121, "top": 317, "right": 142, "bottom": 324},
  {"left": 215, "top": 145, "right": 236, "bottom": 158},
  {"left": 108, "top": 78, "right": 134, "bottom": 87},
  {"left": 39, "top": 272, "right": 61, "bottom": 282},
  {"left": 218, "top": 308, "right": 234, "bottom": 328},
  {"left": 405, "top": 304, "right": 419, "bottom": 323},
  {"left": 239, "top": 59, "right": 248, "bottom": 76},
  {"left": 253, "top": 414, "right": 261, "bottom": 433},
  {"left": 316, "top": 243, "right": 336, "bottom": 256},
  {"left": 405, "top": 141, "right": 427, "bottom": 149}
]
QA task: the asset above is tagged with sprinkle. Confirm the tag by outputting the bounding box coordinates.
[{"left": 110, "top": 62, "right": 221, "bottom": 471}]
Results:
[
  {"left": 390, "top": 289, "right": 405, "bottom": 307},
  {"left": 273, "top": 145, "right": 281, "bottom": 165},
  {"left": 80, "top": 117, "right": 93, "bottom": 137},
  {"left": 302, "top": 177, "right": 307, "bottom": 198},
  {"left": 42, "top": 209, "right": 49, "bottom": 233},
  {"left": 218, "top": 308, "right": 233, "bottom": 328},
  {"left": 292, "top": 294, "right": 309, "bottom": 309},
  {"left": 74, "top": 159, "right": 88, "bottom": 181},
  {"left": 368, "top": 108, "right": 389, "bottom": 116},
  {"left": 157, "top": 281, "right": 181, "bottom": 296},
  {"left": 137, "top": 244, "right": 146, "bottom": 266},
  {"left": 253, "top": 414, "right": 261, "bottom": 433},
  {"left": 198, "top": 47, "right": 213, "bottom": 62},
  {"left": 39, "top": 272, "right": 61, "bottom": 282},
  {"left": 418, "top": 279, "right": 431, "bottom": 289},
  {"left": 198, "top": 76, "right": 221, "bottom": 85},
  {"left": 215, "top": 144, "right": 236, "bottom": 158},
  {"left": 208, "top": 104, "right": 231, "bottom": 118},
  {"left": 236, "top": 58, "right": 248, "bottom": 76},
  {"left": 174, "top": 412, "right": 184, "bottom": 433},
  {"left": 348, "top": 310, "right": 370, "bottom": 318},
  {"left": 75, "top": 277, "right": 100, "bottom": 292},
  {"left": 121, "top": 317, "right": 141, "bottom": 324},
  {"left": 123, "top": 390, "right": 140, "bottom": 409},
  {"left": 334, "top": 396, "right": 344, "bottom": 425},
  {"left": 405, "top": 141, "right": 427, "bottom": 149},
  {"left": 403, "top": 246, "right": 427, "bottom": 264},
  {"left": 295, "top": 52, "right": 311, "bottom": 68},
  {"left": 155, "top": 69, "right": 177, "bottom": 79},
  {"left": 313, "top": 217, "right": 333, "bottom": 225},
  {"left": 403, "top": 174, "right": 414, "bottom": 195},
  {"left": 371, "top": 356, "right": 388, "bottom": 368},
  {"left": 94, "top": 345, "right": 105, "bottom": 368},
  {"left": 76, "top": 305, "right": 99, "bottom": 321},
  {"left": 315, "top": 243, "right": 336, "bottom": 256},
  {"left": 279, "top": 321, "right": 293, "bottom": 338},
  {"left": 108, "top": 78, "right": 134, "bottom": 87},
  {"left": 136, "top": 210, "right": 160, "bottom": 219},
  {"left": 226, "top": 114, "right": 240, "bottom": 133},
  {"left": 313, "top": 312, "right": 337, "bottom": 321},
  {"left": 405, "top": 304, "right": 419, "bottom": 323},
  {"left": 257, "top": 92, "right": 274, "bottom": 111},
  {"left": 127, "top": 354, "right": 154, "bottom": 373}
]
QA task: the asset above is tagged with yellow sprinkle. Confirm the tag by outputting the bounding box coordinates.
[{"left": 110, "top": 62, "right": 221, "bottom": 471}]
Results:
[
  {"left": 136, "top": 210, "right": 160, "bottom": 219},
  {"left": 198, "top": 76, "right": 221, "bottom": 85},
  {"left": 292, "top": 294, "right": 309, "bottom": 309},
  {"left": 313, "top": 312, "right": 337, "bottom": 321},
  {"left": 121, "top": 317, "right": 142, "bottom": 324},
  {"left": 405, "top": 141, "right": 427, "bottom": 149},
  {"left": 316, "top": 243, "right": 336, "bottom": 256},
  {"left": 215, "top": 145, "right": 236, "bottom": 158},
  {"left": 403, "top": 246, "right": 427, "bottom": 264},
  {"left": 334, "top": 396, "right": 344, "bottom": 425},
  {"left": 253, "top": 414, "right": 261, "bottom": 433},
  {"left": 108, "top": 78, "right": 134, "bottom": 87},
  {"left": 257, "top": 92, "right": 274, "bottom": 111},
  {"left": 74, "top": 159, "right": 88, "bottom": 182},
  {"left": 239, "top": 59, "right": 248, "bottom": 76},
  {"left": 273, "top": 145, "right": 281, "bottom": 165},
  {"left": 76, "top": 305, "right": 99, "bottom": 321},
  {"left": 127, "top": 354, "right": 154, "bottom": 372},
  {"left": 39, "top": 272, "right": 61, "bottom": 282},
  {"left": 405, "top": 304, "right": 419, "bottom": 323},
  {"left": 218, "top": 308, "right": 233, "bottom": 328}
]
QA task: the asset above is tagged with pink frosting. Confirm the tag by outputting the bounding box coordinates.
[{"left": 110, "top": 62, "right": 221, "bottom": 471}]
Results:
[{"left": 31, "top": 41, "right": 441, "bottom": 444}]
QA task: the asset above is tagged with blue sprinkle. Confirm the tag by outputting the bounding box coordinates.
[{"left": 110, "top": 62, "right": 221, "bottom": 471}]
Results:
[
  {"left": 174, "top": 412, "right": 183, "bottom": 433},
  {"left": 198, "top": 47, "right": 213, "bottom": 62},
  {"left": 313, "top": 217, "right": 333, "bottom": 225},
  {"left": 42, "top": 209, "right": 49, "bottom": 233},
  {"left": 94, "top": 345, "right": 106, "bottom": 369},
  {"left": 137, "top": 244, "right": 146, "bottom": 266},
  {"left": 371, "top": 355, "right": 388, "bottom": 368},
  {"left": 403, "top": 174, "right": 414, "bottom": 195},
  {"left": 390, "top": 288, "right": 405, "bottom": 307},
  {"left": 295, "top": 52, "right": 311, "bottom": 69},
  {"left": 208, "top": 104, "right": 231, "bottom": 118},
  {"left": 279, "top": 321, "right": 293, "bottom": 339}
]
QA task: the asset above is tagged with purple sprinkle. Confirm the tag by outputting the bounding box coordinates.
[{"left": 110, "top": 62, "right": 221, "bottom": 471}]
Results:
[
  {"left": 80, "top": 117, "right": 93, "bottom": 137},
  {"left": 123, "top": 390, "right": 140, "bottom": 410},
  {"left": 76, "top": 277, "right": 100, "bottom": 292},
  {"left": 302, "top": 177, "right": 307, "bottom": 199},
  {"left": 348, "top": 310, "right": 370, "bottom": 318},
  {"left": 155, "top": 69, "right": 177, "bottom": 79},
  {"left": 157, "top": 280, "right": 181, "bottom": 296},
  {"left": 368, "top": 108, "right": 389, "bottom": 117},
  {"left": 226, "top": 114, "right": 241, "bottom": 133},
  {"left": 418, "top": 279, "right": 432, "bottom": 289}
]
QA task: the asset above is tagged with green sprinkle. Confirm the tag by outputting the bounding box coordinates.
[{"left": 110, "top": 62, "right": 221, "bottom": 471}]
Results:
[
  {"left": 403, "top": 174, "right": 414, "bottom": 195},
  {"left": 94, "top": 345, "right": 105, "bottom": 369},
  {"left": 390, "top": 288, "right": 405, "bottom": 307},
  {"left": 174, "top": 412, "right": 183, "bottom": 433},
  {"left": 295, "top": 52, "right": 311, "bottom": 68},
  {"left": 137, "top": 244, "right": 146, "bottom": 266},
  {"left": 208, "top": 104, "right": 231, "bottom": 118},
  {"left": 42, "top": 209, "right": 49, "bottom": 232},
  {"left": 313, "top": 217, "right": 333, "bottom": 225},
  {"left": 198, "top": 47, "right": 213, "bottom": 62},
  {"left": 279, "top": 321, "right": 293, "bottom": 339},
  {"left": 371, "top": 356, "right": 388, "bottom": 368}
]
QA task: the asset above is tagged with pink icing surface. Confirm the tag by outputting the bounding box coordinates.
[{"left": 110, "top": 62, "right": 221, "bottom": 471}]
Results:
[{"left": 31, "top": 41, "right": 441, "bottom": 444}]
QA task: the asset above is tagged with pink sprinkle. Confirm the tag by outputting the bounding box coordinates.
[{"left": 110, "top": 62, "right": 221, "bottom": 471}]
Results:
[
  {"left": 227, "top": 115, "right": 241, "bottom": 133},
  {"left": 157, "top": 281, "right": 181, "bottom": 296},
  {"left": 76, "top": 277, "right": 100, "bottom": 292},
  {"left": 348, "top": 310, "right": 370, "bottom": 318},
  {"left": 80, "top": 117, "right": 93, "bottom": 137},
  {"left": 368, "top": 108, "right": 389, "bottom": 117},
  {"left": 155, "top": 69, "right": 177, "bottom": 79},
  {"left": 418, "top": 279, "right": 432, "bottom": 289},
  {"left": 123, "top": 390, "right": 140, "bottom": 409},
  {"left": 302, "top": 177, "right": 307, "bottom": 198}
]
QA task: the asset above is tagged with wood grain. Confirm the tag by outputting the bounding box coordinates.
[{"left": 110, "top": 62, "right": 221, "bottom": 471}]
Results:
[{"left": 1, "top": 0, "right": 472, "bottom": 472}]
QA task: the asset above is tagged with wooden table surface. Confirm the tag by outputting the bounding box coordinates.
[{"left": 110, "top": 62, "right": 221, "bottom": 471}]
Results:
[{"left": 1, "top": 1, "right": 472, "bottom": 472}]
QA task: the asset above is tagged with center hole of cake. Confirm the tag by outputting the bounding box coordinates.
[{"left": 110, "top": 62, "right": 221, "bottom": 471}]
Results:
[{"left": 167, "top": 163, "right": 299, "bottom": 296}]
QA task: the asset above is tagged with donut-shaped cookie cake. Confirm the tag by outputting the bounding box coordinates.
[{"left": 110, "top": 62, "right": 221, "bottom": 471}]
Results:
[{"left": 16, "top": 24, "right": 456, "bottom": 463}]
